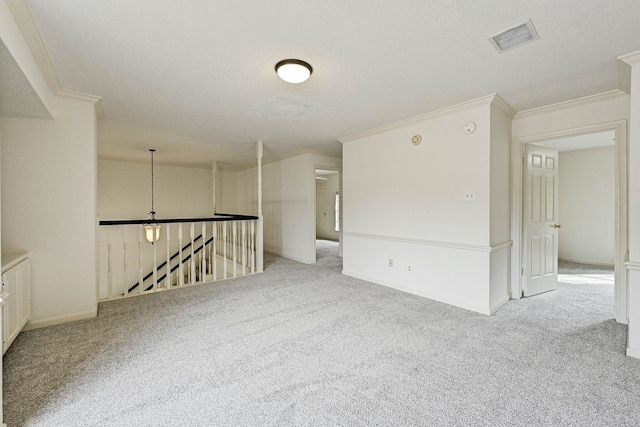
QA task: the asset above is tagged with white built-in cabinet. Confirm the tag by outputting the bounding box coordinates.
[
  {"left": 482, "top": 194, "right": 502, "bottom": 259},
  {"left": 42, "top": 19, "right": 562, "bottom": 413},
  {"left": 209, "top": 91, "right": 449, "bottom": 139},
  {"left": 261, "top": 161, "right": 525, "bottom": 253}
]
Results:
[{"left": 1, "top": 253, "right": 31, "bottom": 354}]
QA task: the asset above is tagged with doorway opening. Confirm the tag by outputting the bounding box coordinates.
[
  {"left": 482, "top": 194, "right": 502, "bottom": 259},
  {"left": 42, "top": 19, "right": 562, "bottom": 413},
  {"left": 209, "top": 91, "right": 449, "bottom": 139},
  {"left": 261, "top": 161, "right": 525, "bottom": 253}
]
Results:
[
  {"left": 315, "top": 168, "right": 342, "bottom": 263},
  {"left": 512, "top": 121, "right": 627, "bottom": 323}
]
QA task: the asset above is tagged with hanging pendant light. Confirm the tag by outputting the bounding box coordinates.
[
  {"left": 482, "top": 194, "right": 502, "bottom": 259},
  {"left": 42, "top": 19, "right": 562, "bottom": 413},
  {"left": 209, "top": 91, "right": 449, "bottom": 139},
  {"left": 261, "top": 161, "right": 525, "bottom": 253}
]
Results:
[{"left": 144, "top": 149, "right": 161, "bottom": 243}]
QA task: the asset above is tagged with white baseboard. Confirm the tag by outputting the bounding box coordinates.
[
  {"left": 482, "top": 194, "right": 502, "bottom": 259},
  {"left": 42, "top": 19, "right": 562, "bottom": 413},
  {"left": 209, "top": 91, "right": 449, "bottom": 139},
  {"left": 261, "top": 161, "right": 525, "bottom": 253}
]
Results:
[
  {"left": 490, "top": 295, "right": 511, "bottom": 314},
  {"left": 22, "top": 309, "right": 97, "bottom": 331},
  {"left": 342, "top": 269, "right": 492, "bottom": 315},
  {"left": 265, "top": 250, "right": 314, "bottom": 265},
  {"left": 626, "top": 347, "right": 640, "bottom": 359}
]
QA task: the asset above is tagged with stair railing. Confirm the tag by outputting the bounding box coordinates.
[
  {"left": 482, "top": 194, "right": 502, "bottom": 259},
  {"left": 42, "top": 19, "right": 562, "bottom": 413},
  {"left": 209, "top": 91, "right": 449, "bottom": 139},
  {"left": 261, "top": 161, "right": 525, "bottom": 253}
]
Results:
[{"left": 98, "top": 214, "right": 261, "bottom": 301}]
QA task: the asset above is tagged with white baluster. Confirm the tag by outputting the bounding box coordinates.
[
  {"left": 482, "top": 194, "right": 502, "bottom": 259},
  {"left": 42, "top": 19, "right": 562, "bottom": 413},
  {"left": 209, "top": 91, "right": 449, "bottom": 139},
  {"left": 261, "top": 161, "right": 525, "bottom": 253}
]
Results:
[
  {"left": 190, "top": 223, "right": 196, "bottom": 285},
  {"left": 201, "top": 222, "right": 206, "bottom": 282},
  {"left": 212, "top": 221, "right": 217, "bottom": 281},
  {"left": 138, "top": 225, "right": 144, "bottom": 294},
  {"left": 166, "top": 223, "right": 171, "bottom": 289},
  {"left": 251, "top": 220, "right": 256, "bottom": 273},
  {"left": 249, "top": 221, "right": 256, "bottom": 274},
  {"left": 152, "top": 224, "right": 158, "bottom": 291},
  {"left": 233, "top": 221, "right": 238, "bottom": 277},
  {"left": 223, "top": 221, "right": 228, "bottom": 279},
  {"left": 178, "top": 223, "right": 184, "bottom": 287},
  {"left": 107, "top": 227, "right": 113, "bottom": 299},
  {"left": 207, "top": 222, "right": 213, "bottom": 279},
  {"left": 242, "top": 221, "right": 247, "bottom": 276}
]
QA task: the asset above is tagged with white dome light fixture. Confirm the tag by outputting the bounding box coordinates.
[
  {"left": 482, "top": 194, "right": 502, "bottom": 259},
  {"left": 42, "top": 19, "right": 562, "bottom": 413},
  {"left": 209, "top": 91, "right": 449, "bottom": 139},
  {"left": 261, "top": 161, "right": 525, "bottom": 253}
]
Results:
[{"left": 275, "top": 59, "right": 313, "bottom": 83}]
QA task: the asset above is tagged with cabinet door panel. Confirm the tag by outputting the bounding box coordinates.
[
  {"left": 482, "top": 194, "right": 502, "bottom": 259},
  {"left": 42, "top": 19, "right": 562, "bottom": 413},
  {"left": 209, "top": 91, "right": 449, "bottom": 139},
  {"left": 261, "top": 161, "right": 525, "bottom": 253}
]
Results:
[
  {"left": 19, "top": 260, "right": 30, "bottom": 326},
  {"left": 3, "top": 268, "right": 19, "bottom": 353}
]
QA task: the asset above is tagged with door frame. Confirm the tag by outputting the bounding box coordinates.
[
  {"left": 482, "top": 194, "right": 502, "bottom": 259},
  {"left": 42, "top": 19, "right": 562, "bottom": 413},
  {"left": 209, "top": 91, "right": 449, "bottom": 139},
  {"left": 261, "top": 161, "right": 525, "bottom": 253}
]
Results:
[
  {"left": 511, "top": 120, "right": 628, "bottom": 323},
  {"left": 313, "top": 165, "right": 342, "bottom": 263}
]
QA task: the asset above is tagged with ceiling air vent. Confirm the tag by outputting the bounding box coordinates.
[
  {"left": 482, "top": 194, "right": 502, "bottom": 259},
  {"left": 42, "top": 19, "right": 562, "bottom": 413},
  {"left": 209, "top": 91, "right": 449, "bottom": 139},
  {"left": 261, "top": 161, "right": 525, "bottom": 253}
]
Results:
[{"left": 489, "top": 19, "right": 539, "bottom": 53}]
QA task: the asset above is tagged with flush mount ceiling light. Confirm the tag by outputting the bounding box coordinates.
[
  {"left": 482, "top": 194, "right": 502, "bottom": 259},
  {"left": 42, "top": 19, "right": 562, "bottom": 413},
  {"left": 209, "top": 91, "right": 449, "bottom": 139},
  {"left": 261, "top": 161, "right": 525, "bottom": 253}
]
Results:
[
  {"left": 275, "top": 59, "right": 313, "bottom": 83},
  {"left": 489, "top": 19, "right": 539, "bottom": 53}
]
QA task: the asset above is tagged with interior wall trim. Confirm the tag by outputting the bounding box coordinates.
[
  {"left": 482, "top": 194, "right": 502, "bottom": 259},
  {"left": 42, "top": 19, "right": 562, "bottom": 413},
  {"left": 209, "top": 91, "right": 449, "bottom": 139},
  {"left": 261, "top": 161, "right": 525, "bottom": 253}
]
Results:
[
  {"left": 342, "top": 269, "right": 492, "bottom": 315},
  {"left": 6, "top": 0, "right": 62, "bottom": 93},
  {"left": 514, "top": 90, "right": 628, "bottom": 120},
  {"left": 626, "top": 261, "right": 640, "bottom": 271},
  {"left": 22, "top": 309, "right": 97, "bottom": 332},
  {"left": 339, "top": 93, "right": 502, "bottom": 143},
  {"left": 343, "top": 231, "right": 512, "bottom": 253}
]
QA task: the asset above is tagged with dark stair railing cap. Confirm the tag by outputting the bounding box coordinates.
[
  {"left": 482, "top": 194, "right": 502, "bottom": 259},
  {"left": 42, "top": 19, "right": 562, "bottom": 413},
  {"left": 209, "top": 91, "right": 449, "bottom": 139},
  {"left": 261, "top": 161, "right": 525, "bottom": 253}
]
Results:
[{"left": 99, "top": 214, "right": 258, "bottom": 226}]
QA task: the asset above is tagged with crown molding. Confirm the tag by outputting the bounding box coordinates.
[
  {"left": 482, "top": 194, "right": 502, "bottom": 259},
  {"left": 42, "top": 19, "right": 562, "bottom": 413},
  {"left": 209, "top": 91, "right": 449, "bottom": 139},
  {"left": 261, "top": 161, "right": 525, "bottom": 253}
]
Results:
[
  {"left": 343, "top": 231, "right": 512, "bottom": 253},
  {"left": 513, "top": 90, "right": 628, "bottom": 120},
  {"left": 618, "top": 50, "right": 640, "bottom": 66},
  {"left": 6, "top": 0, "right": 62, "bottom": 94},
  {"left": 58, "top": 90, "right": 104, "bottom": 117},
  {"left": 618, "top": 50, "right": 640, "bottom": 95},
  {"left": 490, "top": 94, "right": 516, "bottom": 118},
  {"left": 339, "top": 94, "right": 499, "bottom": 143}
]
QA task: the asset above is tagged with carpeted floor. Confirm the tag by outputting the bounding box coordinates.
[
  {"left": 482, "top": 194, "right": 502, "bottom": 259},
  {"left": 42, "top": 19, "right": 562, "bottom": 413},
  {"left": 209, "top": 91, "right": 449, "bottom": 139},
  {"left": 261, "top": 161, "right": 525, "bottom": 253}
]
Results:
[{"left": 3, "top": 243, "right": 639, "bottom": 426}]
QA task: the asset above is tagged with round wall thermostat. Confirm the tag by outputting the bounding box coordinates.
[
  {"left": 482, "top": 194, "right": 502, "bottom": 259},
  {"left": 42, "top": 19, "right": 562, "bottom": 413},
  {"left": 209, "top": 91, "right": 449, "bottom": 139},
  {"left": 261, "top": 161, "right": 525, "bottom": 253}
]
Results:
[
  {"left": 463, "top": 122, "right": 476, "bottom": 134},
  {"left": 411, "top": 135, "right": 422, "bottom": 145}
]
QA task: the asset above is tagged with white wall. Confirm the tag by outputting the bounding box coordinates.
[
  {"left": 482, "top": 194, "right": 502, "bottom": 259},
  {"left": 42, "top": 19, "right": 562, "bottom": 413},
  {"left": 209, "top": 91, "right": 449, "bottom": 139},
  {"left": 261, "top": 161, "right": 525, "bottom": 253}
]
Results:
[
  {"left": 489, "top": 102, "right": 513, "bottom": 310},
  {"left": 263, "top": 153, "right": 341, "bottom": 263},
  {"left": 316, "top": 173, "right": 340, "bottom": 241},
  {"left": 558, "top": 146, "right": 615, "bottom": 265},
  {"left": 220, "top": 153, "right": 341, "bottom": 264},
  {"left": 1, "top": 95, "right": 98, "bottom": 327},
  {"left": 216, "top": 169, "right": 240, "bottom": 214},
  {"left": 341, "top": 95, "right": 512, "bottom": 315},
  {"left": 98, "top": 159, "right": 213, "bottom": 220}
]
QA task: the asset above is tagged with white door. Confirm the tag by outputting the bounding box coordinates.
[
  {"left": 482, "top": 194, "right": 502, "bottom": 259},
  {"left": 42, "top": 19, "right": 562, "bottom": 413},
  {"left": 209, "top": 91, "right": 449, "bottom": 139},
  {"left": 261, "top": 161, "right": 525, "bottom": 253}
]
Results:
[{"left": 523, "top": 145, "right": 560, "bottom": 297}]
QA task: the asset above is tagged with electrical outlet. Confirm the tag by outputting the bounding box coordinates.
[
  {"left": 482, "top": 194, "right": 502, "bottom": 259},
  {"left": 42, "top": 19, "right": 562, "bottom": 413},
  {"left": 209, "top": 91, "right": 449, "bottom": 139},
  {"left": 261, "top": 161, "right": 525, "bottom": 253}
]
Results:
[
  {"left": 464, "top": 191, "right": 476, "bottom": 202},
  {"left": 388, "top": 259, "right": 394, "bottom": 267},
  {"left": 408, "top": 265, "right": 412, "bottom": 272}
]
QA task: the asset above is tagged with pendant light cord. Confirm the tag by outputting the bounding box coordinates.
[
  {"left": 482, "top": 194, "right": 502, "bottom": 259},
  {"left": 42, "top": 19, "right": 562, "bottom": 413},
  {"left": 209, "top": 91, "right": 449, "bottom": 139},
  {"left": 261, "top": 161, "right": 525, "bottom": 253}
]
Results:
[{"left": 150, "top": 149, "right": 156, "bottom": 221}]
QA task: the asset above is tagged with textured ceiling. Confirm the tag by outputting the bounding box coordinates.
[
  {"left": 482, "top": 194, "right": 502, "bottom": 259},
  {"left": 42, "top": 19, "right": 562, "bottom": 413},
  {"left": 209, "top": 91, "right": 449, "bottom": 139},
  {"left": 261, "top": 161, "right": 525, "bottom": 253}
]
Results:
[{"left": 24, "top": 0, "right": 640, "bottom": 168}]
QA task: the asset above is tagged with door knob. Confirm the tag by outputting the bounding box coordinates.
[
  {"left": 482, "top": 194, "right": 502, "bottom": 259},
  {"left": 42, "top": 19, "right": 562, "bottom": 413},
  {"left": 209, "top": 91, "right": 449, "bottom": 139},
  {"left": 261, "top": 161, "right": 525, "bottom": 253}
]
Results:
[{"left": 553, "top": 224, "right": 561, "bottom": 229}]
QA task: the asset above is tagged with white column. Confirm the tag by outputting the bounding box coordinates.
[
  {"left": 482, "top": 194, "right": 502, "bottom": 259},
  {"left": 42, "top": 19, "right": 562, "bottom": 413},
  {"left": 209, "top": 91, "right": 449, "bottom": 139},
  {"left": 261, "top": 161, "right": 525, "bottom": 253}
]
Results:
[
  {"left": 257, "top": 140, "right": 264, "bottom": 273},
  {"left": 620, "top": 51, "right": 640, "bottom": 358},
  {"left": 212, "top": 161, "right": 218, "bottom": 214}
]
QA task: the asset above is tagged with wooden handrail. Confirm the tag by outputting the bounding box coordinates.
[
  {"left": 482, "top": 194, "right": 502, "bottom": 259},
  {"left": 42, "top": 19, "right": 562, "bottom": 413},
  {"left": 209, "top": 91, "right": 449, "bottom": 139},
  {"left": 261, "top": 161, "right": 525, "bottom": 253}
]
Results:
[{"left": 99, "top": 214, "right": 258, "bottom": 226}]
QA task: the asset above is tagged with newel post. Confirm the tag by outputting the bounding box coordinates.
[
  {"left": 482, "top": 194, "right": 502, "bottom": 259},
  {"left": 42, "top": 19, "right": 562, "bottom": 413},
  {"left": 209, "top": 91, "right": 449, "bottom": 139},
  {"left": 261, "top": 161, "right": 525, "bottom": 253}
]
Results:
[{"left": 257, "top": 140, "right": 264, "bottom": 272}]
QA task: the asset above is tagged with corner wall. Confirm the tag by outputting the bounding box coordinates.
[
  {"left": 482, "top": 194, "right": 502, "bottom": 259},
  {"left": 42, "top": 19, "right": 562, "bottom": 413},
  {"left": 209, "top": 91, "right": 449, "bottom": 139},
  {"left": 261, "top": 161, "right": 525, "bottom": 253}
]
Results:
[
  {"left": 219, "top": 153, "right": 341, "bottom": 264},
  {"left": 340, "top": 95, "right": 512, "bottom": 314},
  {"left": 1, "top": 95, "right": 98, "bottom": 327}
]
